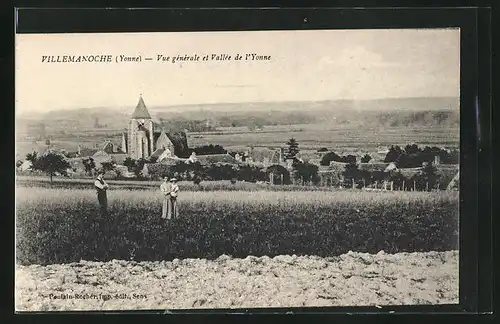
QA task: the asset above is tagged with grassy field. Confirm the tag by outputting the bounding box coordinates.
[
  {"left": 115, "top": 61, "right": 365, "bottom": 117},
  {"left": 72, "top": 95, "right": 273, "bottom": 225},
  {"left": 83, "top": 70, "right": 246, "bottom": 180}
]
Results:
[
  {"left": 17, "top": 185, "right": 455, "bottom": 206},
  {"left": 16, "top": 186, "right": 459, "bottom": 265}
]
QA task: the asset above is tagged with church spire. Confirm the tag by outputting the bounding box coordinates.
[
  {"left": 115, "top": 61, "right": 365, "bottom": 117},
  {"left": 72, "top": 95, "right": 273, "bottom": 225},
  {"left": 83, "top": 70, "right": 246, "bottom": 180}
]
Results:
[{"left": 131, "top": 95, "right": 152, "bottom": 119}]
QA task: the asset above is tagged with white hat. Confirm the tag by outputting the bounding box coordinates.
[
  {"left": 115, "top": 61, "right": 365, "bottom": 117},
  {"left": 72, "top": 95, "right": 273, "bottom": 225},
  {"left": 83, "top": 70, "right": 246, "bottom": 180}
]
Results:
[{"left": 170, "top": 178, "right": 177, "bottom": 182}]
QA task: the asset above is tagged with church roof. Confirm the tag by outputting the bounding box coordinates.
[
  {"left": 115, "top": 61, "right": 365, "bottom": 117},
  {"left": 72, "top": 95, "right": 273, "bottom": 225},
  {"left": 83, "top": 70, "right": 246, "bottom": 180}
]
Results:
[{"left": 131, "top": 96, "right": 152, "bottom": 119}]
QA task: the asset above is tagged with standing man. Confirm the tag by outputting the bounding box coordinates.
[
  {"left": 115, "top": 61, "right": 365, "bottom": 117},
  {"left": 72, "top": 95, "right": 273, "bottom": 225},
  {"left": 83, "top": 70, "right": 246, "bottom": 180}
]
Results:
[{"left": 94, "top": 170, "right": 109, "bottom": 216}]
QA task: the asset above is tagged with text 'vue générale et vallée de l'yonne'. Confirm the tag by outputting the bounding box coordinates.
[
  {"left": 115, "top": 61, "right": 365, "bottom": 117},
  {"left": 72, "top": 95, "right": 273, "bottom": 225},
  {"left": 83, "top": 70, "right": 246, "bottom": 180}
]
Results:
[{"left": 40, "top": 53, "right": 272, "bottom": 64}]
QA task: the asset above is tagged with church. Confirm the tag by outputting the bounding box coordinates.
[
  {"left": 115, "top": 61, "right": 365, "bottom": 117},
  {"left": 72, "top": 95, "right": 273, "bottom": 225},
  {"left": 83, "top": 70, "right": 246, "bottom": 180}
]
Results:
[{"left": 120, "top": 96, "right": 179, "bottom": 160}]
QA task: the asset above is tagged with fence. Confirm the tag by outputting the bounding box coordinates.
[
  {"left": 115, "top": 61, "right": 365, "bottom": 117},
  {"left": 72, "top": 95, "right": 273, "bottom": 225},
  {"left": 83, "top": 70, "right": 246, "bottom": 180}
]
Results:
[{"left": 275, "top": 171, "right": 442, "bottom": 192}]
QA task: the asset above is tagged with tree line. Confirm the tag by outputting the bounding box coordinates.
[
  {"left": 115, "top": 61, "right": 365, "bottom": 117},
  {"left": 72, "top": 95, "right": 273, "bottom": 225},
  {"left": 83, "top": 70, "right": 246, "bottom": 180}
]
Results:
[
  {"left": 384, "top": 144, "right": 459, "bottom": 168},
  {"left": 339, "top": 161, "right": 444, "bottom": 191},
  {"left": 318, "top": 144, "right": 458, "bottom": 168}
]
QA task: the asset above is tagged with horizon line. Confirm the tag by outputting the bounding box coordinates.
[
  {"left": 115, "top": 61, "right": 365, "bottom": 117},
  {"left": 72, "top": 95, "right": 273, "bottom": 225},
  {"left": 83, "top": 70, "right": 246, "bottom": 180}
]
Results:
[{"left": 16, "top": 95, "right": 460, "bottom": 117}]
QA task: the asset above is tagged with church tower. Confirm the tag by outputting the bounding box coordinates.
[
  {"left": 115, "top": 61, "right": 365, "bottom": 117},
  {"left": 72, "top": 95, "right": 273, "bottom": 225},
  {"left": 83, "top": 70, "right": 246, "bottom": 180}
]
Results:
[{"left": 128, "top": 96, "right": 154, "bottom": 160}]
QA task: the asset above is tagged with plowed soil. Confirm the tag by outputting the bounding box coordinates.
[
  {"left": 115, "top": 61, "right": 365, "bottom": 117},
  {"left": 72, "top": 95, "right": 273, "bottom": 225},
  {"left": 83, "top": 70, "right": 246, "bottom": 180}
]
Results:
[{"left": 15, "top": 251, "right": 458, "bottom": 311}]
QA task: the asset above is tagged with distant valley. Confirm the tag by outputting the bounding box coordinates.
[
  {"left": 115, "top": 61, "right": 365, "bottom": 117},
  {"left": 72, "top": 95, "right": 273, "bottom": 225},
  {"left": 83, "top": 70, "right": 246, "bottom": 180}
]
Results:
[{"left": 16, "top": 97, "right": 459, "bottom": 136}]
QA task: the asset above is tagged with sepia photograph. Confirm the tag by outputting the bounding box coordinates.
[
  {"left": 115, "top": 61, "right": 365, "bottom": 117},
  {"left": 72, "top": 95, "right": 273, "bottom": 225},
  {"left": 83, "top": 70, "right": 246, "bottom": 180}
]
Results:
[{"left": 15, "top": 29, "right": 460, "bottom": 311}]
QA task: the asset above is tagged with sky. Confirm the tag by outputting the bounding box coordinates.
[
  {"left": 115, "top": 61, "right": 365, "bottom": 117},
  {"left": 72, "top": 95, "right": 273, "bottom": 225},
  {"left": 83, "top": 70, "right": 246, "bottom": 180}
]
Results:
[{"left": 15, "top": 29, "right": 460, "bottom": 115}]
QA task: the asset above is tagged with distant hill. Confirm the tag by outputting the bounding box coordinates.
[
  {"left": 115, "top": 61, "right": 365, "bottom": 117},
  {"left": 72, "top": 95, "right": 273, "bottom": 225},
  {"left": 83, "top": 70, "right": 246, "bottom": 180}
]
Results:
[
  {"left": 148, "top": 97, "right": 459, "bottom": 114},
  {"left": 16, "top": 97, "right": 459, "bottom": 136}
]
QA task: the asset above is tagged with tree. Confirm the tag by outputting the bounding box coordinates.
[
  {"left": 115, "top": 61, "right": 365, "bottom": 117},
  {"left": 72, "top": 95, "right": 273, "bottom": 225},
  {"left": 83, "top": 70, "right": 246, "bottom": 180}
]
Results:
[
  {"left": 342, "top": 162, "right": 361, "bottom": 188},
  {"left": 190, "top": 161, "right": 204, "bottom": 184},
  {"left": 388, "top": 171, "right": 407, "bottom": 190},
  {"left": 285, "top": 138, "right": 300, "bottom": 159},
  {"left": 404, "top": 143, "right": 421, "bottom": 155},
  {"left": 342, "top": 154, "right": 357, "bottom": 164},
  {"left": 293, "top": 161, "right": 319, "bottom": 185},
  {"left": 194, "top": 144, "right": 227, "bottom": 155},
  {"left": 167, "top": 131, "right": 189, "bottom": 157},
  {"left": 82, "top": 157, "right": 96, "bottom": 176},
  {"left": 360, "top": 154, "right": 372, "bottom": 163},
  {"left": 30, "top": 152, "right": 71, "bottom": 183},
  {"left": 384, "top": 145, "right": 403, "bottom": 163},
  {"left": 237, "top": 165, "right": 266, "bottom": 183},
  {"left": 123, "top": 157, "right": 136, "bottom": 172},
  {"left": 101, "top": 161, "right": 116, "bottom": 173},
  {"left": 320, "top": 151, "right": 341, "bottom": 166},
  {"left": 417, "top": 162, "right": 441, "bottom": 190},
  {"left": 26, "top": 151, "right": 38, "bottom": 164},
  {"left": 395, "top": 152, "right": 422, "bottom": 168},
  {"left": 134, "top": 158, "right": 147, "bottom": 178}
]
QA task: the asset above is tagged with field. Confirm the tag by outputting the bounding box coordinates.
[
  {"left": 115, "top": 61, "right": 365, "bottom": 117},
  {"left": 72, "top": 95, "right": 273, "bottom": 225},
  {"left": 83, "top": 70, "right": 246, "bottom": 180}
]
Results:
[
  {"left": 15, "top": 177, "right": 459, "bottom": 310},
  {"left": 189, "top": 124, "right": 460, "bottom": 151},
  {"left": 16, "top": 251, "right": 458, "bottom": 310},
  {"left": 16, "top": 185, "right": 459, "bottom": 264},
  {"left": 15, "top": 123, "right": 459, "bottom": 160}
]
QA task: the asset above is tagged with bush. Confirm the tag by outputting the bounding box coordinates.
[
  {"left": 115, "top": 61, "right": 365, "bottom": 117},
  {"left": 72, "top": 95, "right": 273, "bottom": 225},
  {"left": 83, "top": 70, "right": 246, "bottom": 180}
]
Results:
[{"left": 16, "top": 188, "right": 459, "bottom": 265}]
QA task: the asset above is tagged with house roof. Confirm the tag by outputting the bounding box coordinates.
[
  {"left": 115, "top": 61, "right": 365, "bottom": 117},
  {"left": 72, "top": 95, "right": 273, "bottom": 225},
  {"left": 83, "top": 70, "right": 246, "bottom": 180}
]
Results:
[
  {"left": 93, "top": 150, "right": 110, "bottom": 157},
  {"left": 447, "top": 171, "right": 459, "bottom": 190},
  {"left": 358, "top": 163, "right": 389, "bottom": 173},
  {"left": 328, "top": 161, "right": 348, "bottom": 172},
  {"left": 196, "top": 154, "right": 238, "bottom": 165},
  {"left": 79, "top": 148, "right": 98, "bottom": 157},
  {"left": 131, "top": 96, "right": 152, "bottom": 119},
  {"left": 102, "top": 140, "right": 115, "bottom": 150},
  {"left": 246, "top": 147, "right": 276, "bottom": 162},
  {"left": 157, "top": 158, "right": 179, "bottom": 166},
  {"left": 150, "top": 148, "right": 166, "bottom": 159},
  {"left": 397, "top": 167, "right": 422, "bottom": 178}
]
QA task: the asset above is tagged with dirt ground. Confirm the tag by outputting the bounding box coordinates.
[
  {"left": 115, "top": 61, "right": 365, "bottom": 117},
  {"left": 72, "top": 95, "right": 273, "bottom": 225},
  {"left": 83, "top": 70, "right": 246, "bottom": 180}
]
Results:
[{"left": 15, "top": 251, "right": 458, "bottom": 311}]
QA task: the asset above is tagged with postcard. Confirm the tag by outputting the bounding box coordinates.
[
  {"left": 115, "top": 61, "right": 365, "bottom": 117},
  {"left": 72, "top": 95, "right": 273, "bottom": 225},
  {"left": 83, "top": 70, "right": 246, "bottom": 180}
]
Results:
[{"left": 15, "top": 28, "right": 460, "bottom": 311}]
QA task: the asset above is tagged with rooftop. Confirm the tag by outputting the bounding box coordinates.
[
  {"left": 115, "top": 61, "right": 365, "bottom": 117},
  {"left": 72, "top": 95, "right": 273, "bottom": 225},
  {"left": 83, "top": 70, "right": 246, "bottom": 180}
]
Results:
[{"left": 131, "top": 96, "right": 152, "bottom": 119}]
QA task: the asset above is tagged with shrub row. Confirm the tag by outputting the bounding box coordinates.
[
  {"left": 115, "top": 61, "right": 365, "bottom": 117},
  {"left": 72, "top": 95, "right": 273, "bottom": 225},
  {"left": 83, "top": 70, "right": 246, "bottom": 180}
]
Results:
[{"left": 16, "top": 188, "right": 459, "bottom": 265}]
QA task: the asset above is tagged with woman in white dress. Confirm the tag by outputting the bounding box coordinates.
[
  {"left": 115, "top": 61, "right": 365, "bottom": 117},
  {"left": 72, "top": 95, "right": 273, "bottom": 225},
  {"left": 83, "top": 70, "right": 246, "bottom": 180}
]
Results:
[{"left": 160, "top": 177, "right": 179, "bottom": 219}]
